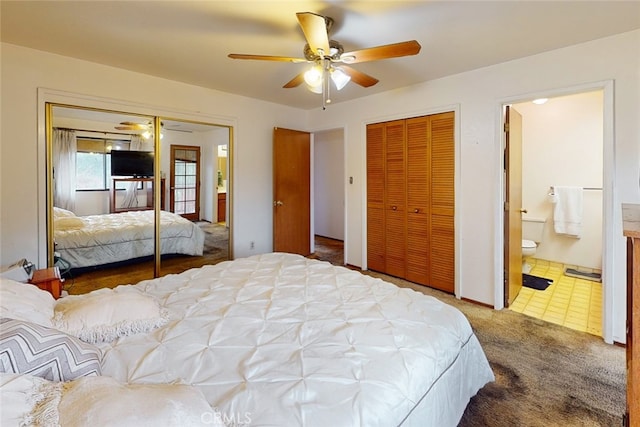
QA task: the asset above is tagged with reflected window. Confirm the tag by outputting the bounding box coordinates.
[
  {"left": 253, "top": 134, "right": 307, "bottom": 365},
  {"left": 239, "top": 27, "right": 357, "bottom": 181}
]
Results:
[
  {"left": 75, "top": 139, "right": 134, "bottom": 191},
  {"left": 76, "top": 152, "right": 108, "bottom": 190}
]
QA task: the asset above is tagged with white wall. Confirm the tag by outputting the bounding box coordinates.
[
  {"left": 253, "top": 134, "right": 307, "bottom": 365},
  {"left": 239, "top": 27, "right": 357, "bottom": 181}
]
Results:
[
  {"left": 1, "top": 30, "right": 638, "bottom": 344},
  {"left": 514, "top": 92, "right": 603, "bottom": 270},
  {"left": 306, "top": 30, "right": 639, "bottom": 344},
  {"left": 314, "top": 129, "right": 345, "bottom": 241},
  {"left": 0, "top": 42, "right": 306, "bottom": 268}
]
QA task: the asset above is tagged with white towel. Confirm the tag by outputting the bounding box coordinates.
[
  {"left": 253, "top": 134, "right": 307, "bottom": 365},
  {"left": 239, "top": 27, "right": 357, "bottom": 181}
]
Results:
[{"left": 551, "top": 185, "right": 583, "bottom": 238}]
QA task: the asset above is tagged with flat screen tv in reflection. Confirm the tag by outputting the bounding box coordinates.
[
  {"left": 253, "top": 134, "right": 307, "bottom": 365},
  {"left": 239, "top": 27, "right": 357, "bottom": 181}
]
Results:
[{"left": 110, "top": 150, "right": 154, "bottom": 177}]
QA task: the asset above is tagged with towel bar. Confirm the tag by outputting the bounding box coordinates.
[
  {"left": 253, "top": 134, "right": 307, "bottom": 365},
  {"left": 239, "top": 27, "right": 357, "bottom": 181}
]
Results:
[{"left": 548, "top": 186, "right": 602, "bottom": 196}]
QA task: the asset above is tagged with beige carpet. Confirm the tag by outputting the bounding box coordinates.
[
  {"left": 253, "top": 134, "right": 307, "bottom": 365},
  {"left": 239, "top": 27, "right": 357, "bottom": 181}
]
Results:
[
  {"left": 310, "top": 238, "right": 625, "bottom": 425},
  {"left": 363, "top": 271, "right": 626, "bottom": 427}
]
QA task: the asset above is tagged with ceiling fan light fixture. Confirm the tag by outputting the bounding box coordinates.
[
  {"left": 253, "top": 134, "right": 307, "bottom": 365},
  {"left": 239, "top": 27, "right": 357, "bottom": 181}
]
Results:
[
  {"left": 307, "top": 82, "right": 323, "bottom": 94},
  {"left": 330, "top": 67, "right": 350, "bottom": 91},
  {"left": 304, "top": 65, "right": 323, "bottom": 87}
]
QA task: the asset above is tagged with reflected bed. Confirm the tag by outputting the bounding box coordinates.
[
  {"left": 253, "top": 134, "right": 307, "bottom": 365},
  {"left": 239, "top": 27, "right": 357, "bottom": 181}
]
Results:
[{"left": 53, "top": 208, "right": 204, "bottom": 269}]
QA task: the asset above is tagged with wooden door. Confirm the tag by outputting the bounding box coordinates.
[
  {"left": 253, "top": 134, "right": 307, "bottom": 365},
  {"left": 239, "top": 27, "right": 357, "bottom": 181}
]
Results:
[
  {"left": 366, "top": 123, "right": 386, "bottom": 272},
  {"left": 406, "top": 116, "right": 430, "bottom": 285},
  {"left": 384, "top": 120, "right": 408, "bottom": 278},
  {"left": 273, "top": 127, "right": 311, "bottom": 255},
  {"left": 170, "top": 145, "right": 200, "bottom": 221},
  {"left": 504, "top": 106, "right": 524, "bottom": 306},
  {"left": 428, "top": 112, "right": 455, "bottom": 293}
]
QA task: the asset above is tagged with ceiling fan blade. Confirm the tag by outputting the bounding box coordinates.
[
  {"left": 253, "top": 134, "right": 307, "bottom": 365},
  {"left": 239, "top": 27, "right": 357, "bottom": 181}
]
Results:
[
  {"left": 228, "top": 53, "right": 307, "bottom": 63},
  {"left": 296, "top": 12, "right": 330, "bottom": 56},
  {"left": 117, "top": 122, "right": 149, "bottom": 130},
  {"left": 283, "top": 73, "right": 305, "bottom": 88},
  {"left": 341, "top": 40, "right": 421, "bottom": 64},
  {"left": 340, "top": 65, "right": 379, "bottom": 88}
]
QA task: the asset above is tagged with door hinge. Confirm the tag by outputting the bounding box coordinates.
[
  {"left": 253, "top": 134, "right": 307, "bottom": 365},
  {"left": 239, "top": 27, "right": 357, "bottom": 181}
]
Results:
[
  {"left": 504, "top": 123, "right": 510, "bottom": 132},
  {"left": 504, "top": 201, "right": 509, "bottom": 211}
]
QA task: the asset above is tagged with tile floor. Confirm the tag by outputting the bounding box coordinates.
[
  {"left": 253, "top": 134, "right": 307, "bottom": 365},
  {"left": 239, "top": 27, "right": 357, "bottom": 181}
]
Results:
[{"left": 509, "top": 258, "right": 602, "bottom": 337}]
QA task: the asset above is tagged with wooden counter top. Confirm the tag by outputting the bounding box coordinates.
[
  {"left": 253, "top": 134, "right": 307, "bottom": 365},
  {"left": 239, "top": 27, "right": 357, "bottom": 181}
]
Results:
[
  {"left": 623, "top": 203, "right": 640, "bottom": 427},
  {"left": 623, "top": 203, "right": 640, "bottom": 238}
]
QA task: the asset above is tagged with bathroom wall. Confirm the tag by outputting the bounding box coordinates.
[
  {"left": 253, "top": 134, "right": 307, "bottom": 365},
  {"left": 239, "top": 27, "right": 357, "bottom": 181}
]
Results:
[{"left": 515, "top": 91, "right": 603, "bottom": 270}]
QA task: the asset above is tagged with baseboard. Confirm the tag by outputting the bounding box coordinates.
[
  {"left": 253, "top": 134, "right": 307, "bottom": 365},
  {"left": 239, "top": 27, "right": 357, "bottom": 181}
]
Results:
[{"left": 461, "top": 297, "right": 494, "bottom": 309}]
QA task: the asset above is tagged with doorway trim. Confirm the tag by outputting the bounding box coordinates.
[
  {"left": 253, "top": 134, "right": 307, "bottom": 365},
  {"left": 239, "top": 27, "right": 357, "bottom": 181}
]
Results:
[{"left": 494, "top": 80, "right": 615, "bottom": 344}]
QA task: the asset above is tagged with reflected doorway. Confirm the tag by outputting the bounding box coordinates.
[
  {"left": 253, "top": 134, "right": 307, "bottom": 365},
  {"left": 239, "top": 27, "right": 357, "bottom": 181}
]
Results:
[{"left": 170, "top": 145, "right": 200, "bottom": 220}]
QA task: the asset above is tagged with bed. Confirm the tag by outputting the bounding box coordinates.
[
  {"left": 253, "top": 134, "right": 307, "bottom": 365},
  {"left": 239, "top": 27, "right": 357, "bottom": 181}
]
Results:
[
  {"left": 1, "top": 253, "right": 494, "bottom": 426},
  {"left": 53, "top": 207, "right": 205, "bottom": 269}
]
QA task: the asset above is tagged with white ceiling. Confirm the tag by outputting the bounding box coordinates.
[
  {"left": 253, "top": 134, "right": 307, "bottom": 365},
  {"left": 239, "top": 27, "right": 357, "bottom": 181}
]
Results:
[{"left": 2, "top": 1, "right": 639, "bottom": 110}]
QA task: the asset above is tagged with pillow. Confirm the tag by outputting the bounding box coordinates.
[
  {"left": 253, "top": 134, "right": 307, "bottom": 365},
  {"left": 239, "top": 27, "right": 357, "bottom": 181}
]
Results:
[
  {"left": 53, "top": 207, "right": 76, "bottom": 218},
  {"left": 58, "top": 376, "right": 223, "bottom": 427},
  {"left": 0, "top": 277, "right": 55, "bottom": 327},
  {"left": 54, "top": 216, "right": 85, "bottom": 230},
  {"left": 53, "top": 285, "right": 169, "bottom": 344},
  {"left": 0, "top": 374, "right": 223, "bottom": 427},
  {"left": 0, "top": 318, "right": 102, "bottom": 382},
  {"left": 0, "top": 373, "right": 51, "bottom": 427}
]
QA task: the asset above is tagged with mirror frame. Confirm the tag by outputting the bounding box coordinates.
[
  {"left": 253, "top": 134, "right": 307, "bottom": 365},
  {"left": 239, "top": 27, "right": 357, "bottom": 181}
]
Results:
[{"left": 40, "top": 89, "right": 234, "bottom": 278}]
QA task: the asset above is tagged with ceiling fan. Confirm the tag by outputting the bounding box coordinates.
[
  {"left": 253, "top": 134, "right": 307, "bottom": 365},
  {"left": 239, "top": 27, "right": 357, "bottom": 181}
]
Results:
[
  {"left": 114, "top": 121, "right": 161, "bottom": 139},
  {"left": 114, "top": 121, "right": 151, "bottom": 131},
  {"left": 228, "top": 12, "right": 421, "bottom": 108}
]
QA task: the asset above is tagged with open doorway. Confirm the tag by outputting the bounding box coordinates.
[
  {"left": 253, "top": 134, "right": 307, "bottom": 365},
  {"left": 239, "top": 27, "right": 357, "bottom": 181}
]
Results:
[
  {"left": 504, "top": 90, "right": 605, "bottom": 337},
  {"left": 312, "top": 128, "right": 345, "bottom": 265}
]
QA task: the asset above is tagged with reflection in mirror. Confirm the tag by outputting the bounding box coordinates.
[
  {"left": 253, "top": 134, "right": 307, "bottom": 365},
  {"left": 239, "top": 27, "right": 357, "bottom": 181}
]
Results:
[
  {"left": 158, "top": 119, "right": 231, "bottom": 277},
  {"left": 50, "top": 105, "right": 157, "bottom": 293},
  {"left": 49, "top": 106, "right": 232, "bottom": 294}
]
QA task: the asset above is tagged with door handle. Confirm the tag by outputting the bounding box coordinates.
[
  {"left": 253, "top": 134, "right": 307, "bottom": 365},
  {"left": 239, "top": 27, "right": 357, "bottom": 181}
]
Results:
[
  {"left": 274, "top": 200, "right": 284, "bottom": 207},
  {"left": 520, "top": 208, "right": 528, "bottom": 214},
  {"left": 414, "top": 208, "right": 420, "bottom": 213}
]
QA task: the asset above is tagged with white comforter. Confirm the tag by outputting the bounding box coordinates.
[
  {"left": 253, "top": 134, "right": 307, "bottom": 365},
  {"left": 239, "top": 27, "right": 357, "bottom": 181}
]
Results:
[
  {"left": 55, "top": 210, "right": 204, "bottom": 268},
  {"left": 100, "top": 253, "right": 494, "bottom": 426}
]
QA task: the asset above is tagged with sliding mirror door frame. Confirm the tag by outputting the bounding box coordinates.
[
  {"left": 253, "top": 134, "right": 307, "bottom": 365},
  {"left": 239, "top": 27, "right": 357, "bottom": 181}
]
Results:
[{"left": 38, "top": 89, "right": 235, "bottom": 283}]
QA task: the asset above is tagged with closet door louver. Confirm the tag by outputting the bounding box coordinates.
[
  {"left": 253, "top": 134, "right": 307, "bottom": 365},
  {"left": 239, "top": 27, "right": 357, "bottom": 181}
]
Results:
[
  {"left": 366, "top": 124, "right": 385, "bottom": 272},
  {"left": 384, "top": 120, "right": 407, "bottom": 278},
  {"left": 406, "top": 116, "right": 430, "bottom": 285},
  {"left": 429, "top": 112, "right": 455, "bottom": 292}
]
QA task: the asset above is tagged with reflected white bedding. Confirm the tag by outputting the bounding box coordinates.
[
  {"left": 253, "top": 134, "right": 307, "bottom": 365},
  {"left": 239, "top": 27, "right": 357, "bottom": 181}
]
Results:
[
  {"left": 100, "top": 253, "right": 494, "bottom": 426},
  {"left": 55, "top": 210, "right": 204, "bottom": 269}
]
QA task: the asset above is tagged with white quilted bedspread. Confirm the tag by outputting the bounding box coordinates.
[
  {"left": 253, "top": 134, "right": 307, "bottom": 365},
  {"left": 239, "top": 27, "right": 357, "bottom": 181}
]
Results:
[
  {"left": 55, "top": 210, "right": 204, "bottom": 268},
  {"left": 100, "top": 253, "right": 493, "bottom": 426}
]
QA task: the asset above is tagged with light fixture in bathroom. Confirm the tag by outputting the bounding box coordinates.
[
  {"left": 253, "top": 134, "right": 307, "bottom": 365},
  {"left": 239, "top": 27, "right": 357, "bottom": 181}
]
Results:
[{"left": 532, "top": 98, "right": 548, "bottom": 105}]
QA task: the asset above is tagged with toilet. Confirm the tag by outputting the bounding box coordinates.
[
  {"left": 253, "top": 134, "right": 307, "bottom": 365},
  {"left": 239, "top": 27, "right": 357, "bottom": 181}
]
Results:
[{"left": 521, "top": 216, "right": 546, "bottom": 274}]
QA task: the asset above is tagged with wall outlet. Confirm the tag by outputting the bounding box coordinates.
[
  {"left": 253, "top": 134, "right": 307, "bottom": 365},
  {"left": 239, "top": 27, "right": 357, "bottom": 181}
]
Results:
[{"left": 250, "top": 241, "right": 255, "bottom": 250}]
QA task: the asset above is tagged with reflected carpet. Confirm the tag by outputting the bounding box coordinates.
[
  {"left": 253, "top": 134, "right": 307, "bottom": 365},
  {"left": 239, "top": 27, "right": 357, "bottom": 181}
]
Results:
[{"left": 198, "top": 221, "right": 229, "bottom": 260}]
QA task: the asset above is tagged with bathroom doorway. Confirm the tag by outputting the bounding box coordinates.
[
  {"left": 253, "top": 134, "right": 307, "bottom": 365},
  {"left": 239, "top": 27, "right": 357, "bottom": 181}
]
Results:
[{"left": 503, "top": 90, "right": 605, "bottom": 337}]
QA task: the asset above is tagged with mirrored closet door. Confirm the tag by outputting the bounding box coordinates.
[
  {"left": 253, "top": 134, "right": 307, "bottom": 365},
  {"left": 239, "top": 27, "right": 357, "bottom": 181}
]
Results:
[{"left": 47, "top": 105, "right": 232, "bottom": 293}]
